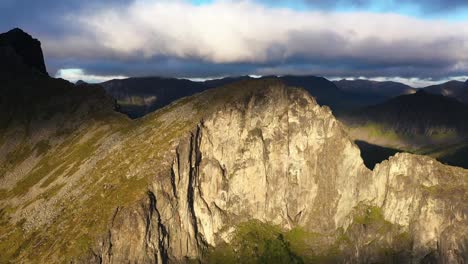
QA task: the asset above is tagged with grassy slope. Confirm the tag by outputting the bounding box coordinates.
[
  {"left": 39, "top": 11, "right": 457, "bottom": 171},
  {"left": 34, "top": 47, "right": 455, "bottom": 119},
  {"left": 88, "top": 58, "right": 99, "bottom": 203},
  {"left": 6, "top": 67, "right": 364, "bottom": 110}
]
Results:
[
  {"left": 0, "top": 96, "right": 202, "bottom": 262},
  {"left": 204, "top": 204, "right": 411, "bottom": 264}
]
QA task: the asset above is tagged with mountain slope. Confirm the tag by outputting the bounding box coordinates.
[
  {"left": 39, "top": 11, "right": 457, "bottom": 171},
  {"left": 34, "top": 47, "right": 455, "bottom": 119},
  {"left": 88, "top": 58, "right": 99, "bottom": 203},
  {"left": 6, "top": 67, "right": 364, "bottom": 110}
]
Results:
[
  {"left": 334, "top": 79, "right": 415, "bottom": 98},
  {"left": 340, "top": 90, "right": 468, "bottom": 168},
  {"left": 342, "top": 90, "right": 468, "bottom": 146},
  {"left": 424, "top": 80, "right": 468, "bottom": 104},
  {"left": 100, "top": 77, "right": 207, "bottom": 118}
]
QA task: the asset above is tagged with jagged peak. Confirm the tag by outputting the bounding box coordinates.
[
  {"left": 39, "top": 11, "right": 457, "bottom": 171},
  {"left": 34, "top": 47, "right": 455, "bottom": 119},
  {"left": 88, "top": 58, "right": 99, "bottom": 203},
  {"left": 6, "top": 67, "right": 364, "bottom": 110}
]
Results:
[{"left": 0, "top": 27, "right": 48, "bottom": 76}]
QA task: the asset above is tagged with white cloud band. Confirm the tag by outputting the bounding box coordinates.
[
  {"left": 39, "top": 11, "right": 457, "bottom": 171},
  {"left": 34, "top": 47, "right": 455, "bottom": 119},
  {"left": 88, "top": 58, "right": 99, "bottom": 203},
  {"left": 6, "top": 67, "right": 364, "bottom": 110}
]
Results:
[{"left": 42, "top": 0, "right": 468, "bottom": 79}]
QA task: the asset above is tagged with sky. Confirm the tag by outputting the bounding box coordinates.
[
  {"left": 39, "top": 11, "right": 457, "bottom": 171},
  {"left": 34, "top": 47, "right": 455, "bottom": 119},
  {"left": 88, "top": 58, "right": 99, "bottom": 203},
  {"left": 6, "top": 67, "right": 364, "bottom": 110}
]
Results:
[{"left": 1, "top": 0, "right": 468, "bottom": 87}]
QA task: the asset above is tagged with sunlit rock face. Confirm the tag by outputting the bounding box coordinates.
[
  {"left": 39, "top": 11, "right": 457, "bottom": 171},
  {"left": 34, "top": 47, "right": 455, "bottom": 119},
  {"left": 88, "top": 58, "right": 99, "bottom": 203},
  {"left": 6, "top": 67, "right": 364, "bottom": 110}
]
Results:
[
  {"left": 92, "top": 83, "right": 466, "bottom": 263},
  {"left": 365, "top": 154, "right": 467, "bottom": 263},
  {"left": 158, "top": 85, "right": 368, "bottom": 251}
]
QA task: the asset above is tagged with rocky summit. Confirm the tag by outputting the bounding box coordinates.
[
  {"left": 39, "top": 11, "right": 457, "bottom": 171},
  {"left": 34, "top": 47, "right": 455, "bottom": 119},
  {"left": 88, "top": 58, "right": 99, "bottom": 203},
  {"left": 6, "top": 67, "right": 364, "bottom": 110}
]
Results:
[{"left": 0, "top": 28, "right": 48, "bottom": 76}]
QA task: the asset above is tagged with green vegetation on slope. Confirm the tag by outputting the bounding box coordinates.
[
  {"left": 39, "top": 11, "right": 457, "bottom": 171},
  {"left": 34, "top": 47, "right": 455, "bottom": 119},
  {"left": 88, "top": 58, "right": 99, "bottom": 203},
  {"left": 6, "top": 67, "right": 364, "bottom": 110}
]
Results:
[
  {"left": 204, "top": 204, "right": 412, "bottom": 264},
  {"left": 205, "top": 220, "right": 303, "bottom": 264}
]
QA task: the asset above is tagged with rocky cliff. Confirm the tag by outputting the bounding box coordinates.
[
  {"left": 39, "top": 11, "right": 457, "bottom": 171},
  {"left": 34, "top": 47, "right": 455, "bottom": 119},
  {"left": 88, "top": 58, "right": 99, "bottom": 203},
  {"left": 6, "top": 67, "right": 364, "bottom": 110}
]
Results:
[{"left": 70, "top": 81, "right": 465, "bottom": 263}]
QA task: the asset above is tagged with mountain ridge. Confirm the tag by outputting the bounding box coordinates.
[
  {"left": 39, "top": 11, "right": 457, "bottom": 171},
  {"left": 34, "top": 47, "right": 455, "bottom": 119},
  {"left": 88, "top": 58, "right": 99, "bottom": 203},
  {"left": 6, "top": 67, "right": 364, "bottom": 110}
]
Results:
[
  {"left": 343, "top": 90, "right": 468, "bottom": 136},
  {"left": 334, "top": 79, "right": 415, "bottom": 98},
  {"left": 102, "top": 75, "right": 398, "bottom": 119},
  {"left": 423, "top": 80, "right": 468, "bottom": 104}
]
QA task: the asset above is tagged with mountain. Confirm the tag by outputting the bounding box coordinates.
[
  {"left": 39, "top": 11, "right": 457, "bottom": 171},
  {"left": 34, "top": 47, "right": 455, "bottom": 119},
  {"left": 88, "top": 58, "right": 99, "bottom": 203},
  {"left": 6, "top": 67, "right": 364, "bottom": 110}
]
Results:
[
  {"left": 101, "top": 76, "right": 256, "bottom": 119},
  {"left": 340, "top": 90, "right": 468, "bottom": 168},
  {"left": 343, "top": 90, "right": 468, "bottom": 136},
  {"left": 279, "top": 75, "right": 356, "bottom": 112},
  {"left": 102, "top": 75, "right": 388, "bottom": 119},
  {"left": 3, "top": 77, "right": 468, "bottom": 264},
  {"left": 101, "top": 77, "right": 207, "bottom": 118},
  {"left": 343, "top": 90, "right": 468, "bottom": 137},
  {"left": 75, "top": 80, "right": 88, "bottom": 86},
  {"left": 0, "top": 28, "right": 48, "bottom": 76},
  {"left": 0, "top": 27, "right": 118, "bottom": 132},
  {"left": 334, "top": 79, "right": 415, "bottom": 98},
  {"left": 203, "top": 75, "right": 254, "bottom": 87},
  {"left": 423, "top": 80, "right": 468, "bottom": 104},
  {"left": 1, "top": 29, "right": 467, "bottom": 263}
]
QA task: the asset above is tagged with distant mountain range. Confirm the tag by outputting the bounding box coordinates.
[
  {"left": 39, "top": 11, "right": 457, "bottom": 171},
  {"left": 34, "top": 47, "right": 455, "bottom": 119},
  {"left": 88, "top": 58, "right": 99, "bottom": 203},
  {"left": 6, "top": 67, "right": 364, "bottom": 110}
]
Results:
[
  {"left": 101, "top": 75, "right": 410, "bottom": 118},
  {"left": 342, "top": 90, "right": 468, "bottom": 136},
  {"left": 101, "top": 77, "right": 207, "bottom": 118},
  {"left": 100, "top": 76, "right": 255, "bottom": 118},
  {"left": 341, "top": 90, "right": 468, "bottom": 168},
  {"left": 102, "top": 75, "right": 468, "bottom": 118},
  {"left": 334, "top": 79, "right": 415, "bottom": 98}
]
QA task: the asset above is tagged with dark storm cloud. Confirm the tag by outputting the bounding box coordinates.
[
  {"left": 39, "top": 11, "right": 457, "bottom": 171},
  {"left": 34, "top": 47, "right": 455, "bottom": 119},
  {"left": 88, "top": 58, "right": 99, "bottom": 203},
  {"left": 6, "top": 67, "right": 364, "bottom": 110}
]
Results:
[{"left": 0, "top": 0, "right": 134, "bottom": 34}]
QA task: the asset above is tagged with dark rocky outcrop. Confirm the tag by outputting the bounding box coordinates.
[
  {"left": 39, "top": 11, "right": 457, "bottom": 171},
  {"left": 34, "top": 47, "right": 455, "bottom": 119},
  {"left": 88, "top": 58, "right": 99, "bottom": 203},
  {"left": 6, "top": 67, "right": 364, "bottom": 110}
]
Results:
[{"left": 0, "top": 28, "right": 48, "bottom": 76}]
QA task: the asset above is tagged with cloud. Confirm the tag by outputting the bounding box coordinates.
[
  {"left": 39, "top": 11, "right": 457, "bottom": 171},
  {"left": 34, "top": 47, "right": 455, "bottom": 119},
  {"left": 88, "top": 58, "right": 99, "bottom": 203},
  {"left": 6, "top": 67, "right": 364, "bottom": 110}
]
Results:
[
  {"left": 4, "top": 0, "right": 468, "bottom": 82},
  {"left": 0, "top": 0, "right": 134, "bottom": 34},
  {"left": 296, "top": 0, "right": 468, "bottom": 12},
  {"left": 39, "top": 0, "right": 468, "bottom": 79},
  {"left": 55, "top": 68, "right": 127, "bottom": 83},
  {"left": 330, "top": 76, "right": 468, "bottom": 88}
]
